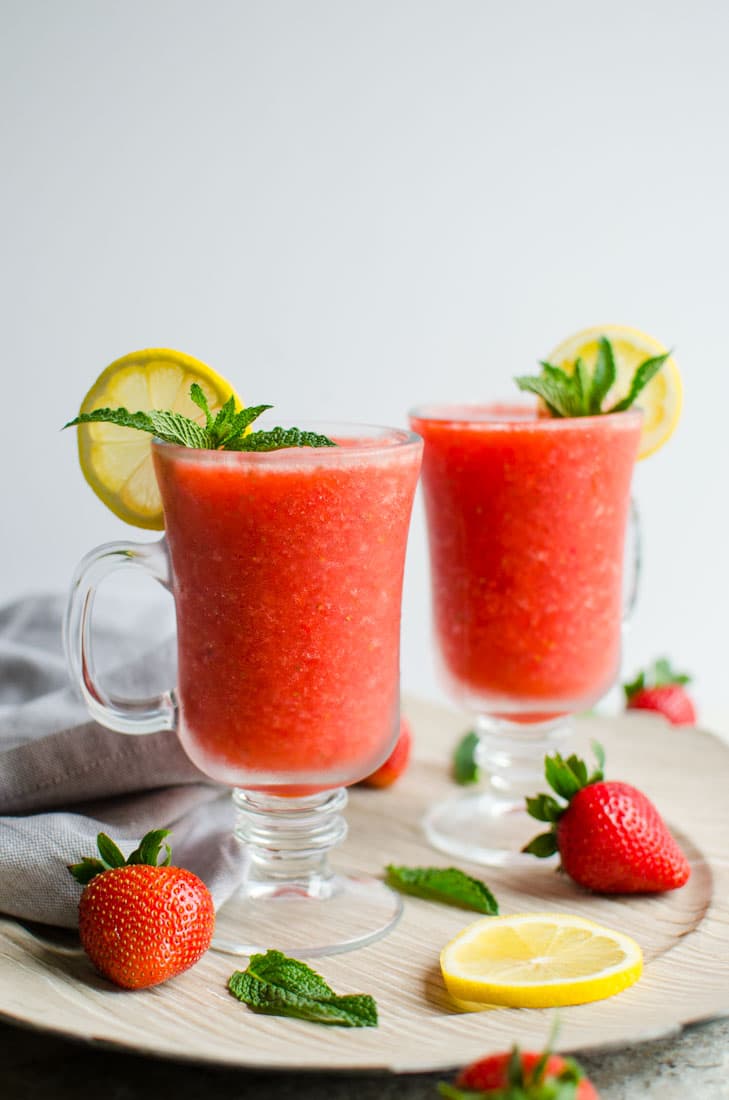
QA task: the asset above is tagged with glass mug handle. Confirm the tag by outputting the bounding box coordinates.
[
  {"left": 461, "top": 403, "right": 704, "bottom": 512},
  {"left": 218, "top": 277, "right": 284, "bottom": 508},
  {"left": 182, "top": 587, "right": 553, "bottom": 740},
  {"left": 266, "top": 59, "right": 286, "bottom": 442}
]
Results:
[
  {"left": 64, "top": 539, "right": 177, "bottom": 734},
  {"left": 623, "top": 497, "right": 642, "bottom": 625}
]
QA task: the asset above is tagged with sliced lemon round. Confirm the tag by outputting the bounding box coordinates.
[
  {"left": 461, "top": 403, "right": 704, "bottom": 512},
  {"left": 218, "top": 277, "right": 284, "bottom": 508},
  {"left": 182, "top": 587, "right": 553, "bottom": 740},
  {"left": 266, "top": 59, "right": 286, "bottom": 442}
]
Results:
[
  {"left": 547, "top": 324, "right": 683, "bottom": 459},
  {"left": 440, "top": 912, "right": 643, "bottom": 1009},
  {"left": 76, "top": 349, "right": 240, "bottom": 529}
]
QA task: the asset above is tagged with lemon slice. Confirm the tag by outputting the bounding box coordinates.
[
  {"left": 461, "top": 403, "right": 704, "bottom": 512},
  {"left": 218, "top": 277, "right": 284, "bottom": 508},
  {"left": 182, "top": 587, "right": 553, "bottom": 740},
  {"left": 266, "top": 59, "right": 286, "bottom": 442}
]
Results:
[
  {"left": 76, "top": 349, "right": 240, "bottom": 529},
  {"left": 440, "top": 912, "right": 643, "bottom": 1009},
  {"left": 547, "top": 324, "right": 682, "bottom": 459}
]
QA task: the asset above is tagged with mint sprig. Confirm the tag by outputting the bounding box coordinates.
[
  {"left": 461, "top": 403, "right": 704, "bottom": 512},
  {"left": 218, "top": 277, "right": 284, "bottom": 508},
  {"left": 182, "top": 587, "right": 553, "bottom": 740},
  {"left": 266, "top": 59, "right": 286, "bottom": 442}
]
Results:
[
  {"left": 228, "top": 950, "right": 377, "bottom": 1027},
  {"left": 64, "top": 385, "right": 336, "bottom": 452},
  {"left": 515, "top": 335, "right": 670, "bottom": 417},
  {"left": 68, "top": 828, "right": 172, "bottom": 885},
  {"left": 453, "top": 730, "right": 481, "bottom": 786},
  {"left": 386, "top": 865, "right": 499, "bottom": 915}
]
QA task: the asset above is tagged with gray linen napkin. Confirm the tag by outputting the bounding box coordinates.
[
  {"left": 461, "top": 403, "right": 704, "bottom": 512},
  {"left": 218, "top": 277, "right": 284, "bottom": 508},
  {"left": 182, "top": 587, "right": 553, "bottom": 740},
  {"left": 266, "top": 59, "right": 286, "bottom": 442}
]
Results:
[{"left": 0, "top": 594, "right": 247, "bottom": 928}]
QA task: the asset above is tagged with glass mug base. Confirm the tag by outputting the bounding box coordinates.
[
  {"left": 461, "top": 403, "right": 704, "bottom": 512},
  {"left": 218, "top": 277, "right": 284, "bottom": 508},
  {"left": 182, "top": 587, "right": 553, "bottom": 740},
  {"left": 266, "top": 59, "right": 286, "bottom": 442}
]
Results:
[
  {"left": 212, "top": 786, "right": 402, "bottom": 957},
  {"left": 424, "top": 714, "right": 573, "bottom": 867}
]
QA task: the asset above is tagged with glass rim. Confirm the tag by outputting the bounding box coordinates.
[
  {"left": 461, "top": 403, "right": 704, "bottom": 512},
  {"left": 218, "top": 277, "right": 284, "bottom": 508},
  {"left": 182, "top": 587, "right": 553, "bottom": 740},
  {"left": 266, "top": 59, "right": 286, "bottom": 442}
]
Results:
[
  {"left": 408, "top": 402, "right": 644, "bottom": 429},
  {"left": 152, "top": 421, "right": 422, "bottom": 464}
]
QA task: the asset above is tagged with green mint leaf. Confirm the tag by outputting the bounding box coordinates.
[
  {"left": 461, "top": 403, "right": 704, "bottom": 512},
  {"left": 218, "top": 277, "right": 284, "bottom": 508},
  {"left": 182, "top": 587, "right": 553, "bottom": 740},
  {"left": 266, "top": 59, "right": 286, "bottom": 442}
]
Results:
[
  {"left": 64, "top": 407, "right": 157, "bottom": 434},
  {"left": 219, "top": 403, "right": 273, "bottom": 446},
  {"left": 127, "top": 829, "right": 173, "bottom": 867},
  {"left": 146, "top": 410, "right": 210, "bottom": 448},
  {"left": 385, "top": 865, "right": 498, "bottom": 915},
  {"left": 515, "top": 373, "right": 570, "bottom": 417},
  {"left": 228, "top": 950, "right": 377, "bottom": 1027},
  {"left": 522, "top": 831, "right": 559, "bottom": 858},
  {"left": 607, "top": 351, "right": 670, "bottom": 413},
  {"left": 591, "top": 336, "right": 617, "bottom": 412},
  {"left": 68, "top": 857, "right": 108, "bottom": 885},
  {"left": 574, "top": 356, "right": 593, "bottom": 415},
  {"left": 453, "top": 730, "right": 480, "bottom": 785},
  {"left": 225, "top": 427, "right": 336, "bottom": 451},
  {"left": 95, "top": 833, "right": 127, "bottom": 869},
  {"left": 189, "top": 383, "right": 213, "bottom": 428}
]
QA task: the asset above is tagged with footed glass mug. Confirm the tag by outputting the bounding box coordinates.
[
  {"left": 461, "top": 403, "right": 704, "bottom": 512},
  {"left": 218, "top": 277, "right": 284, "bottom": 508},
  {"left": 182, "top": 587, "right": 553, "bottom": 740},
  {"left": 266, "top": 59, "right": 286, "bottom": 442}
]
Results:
[
  {"left": 66, "top": 424, "right": 423, "bottom": 956},
  {"left": 409, "top": 404, "right": 641, "bottom": 866}
]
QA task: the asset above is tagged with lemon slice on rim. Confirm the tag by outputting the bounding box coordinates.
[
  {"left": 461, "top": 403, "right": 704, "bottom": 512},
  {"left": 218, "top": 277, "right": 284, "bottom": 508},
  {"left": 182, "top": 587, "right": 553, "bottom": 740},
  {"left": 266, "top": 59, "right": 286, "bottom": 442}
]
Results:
[
  {"left": 440, "top": 912, "right": 643, "bottom": 1009},
  {"left": 75, "top": 349, "right": 240, "bottom": 529},
  {"left": 547, "top": 324, "right": 682, "bottom": 459}
]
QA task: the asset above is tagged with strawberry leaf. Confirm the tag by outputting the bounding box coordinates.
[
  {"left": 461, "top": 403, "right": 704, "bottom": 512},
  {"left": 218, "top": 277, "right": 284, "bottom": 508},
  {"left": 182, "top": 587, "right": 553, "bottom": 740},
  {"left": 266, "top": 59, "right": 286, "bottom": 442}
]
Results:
[
  {"left": 127, "top": 829, "right": 172, "bottom": 867},
  {"left": 68, "top": 857, "right": 107, "bottom": 885},
  {"left": 96, "top": 832, "right": 127, "bottom": 869},
  {"left": 522, "top": 831, "right": 559, "bottom": 858}
]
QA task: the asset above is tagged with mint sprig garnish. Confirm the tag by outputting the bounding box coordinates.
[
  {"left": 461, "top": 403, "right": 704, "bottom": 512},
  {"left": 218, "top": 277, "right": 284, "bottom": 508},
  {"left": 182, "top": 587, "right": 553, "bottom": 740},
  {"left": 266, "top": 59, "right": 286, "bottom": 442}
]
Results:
[
  {"left": 228, "top": 950, "right": 377, "bottom": 1027},
  {"left": 64, "top": 385, "right": 336, "bottom": 452},
  {"left": 453, "top": 730, "right": 481, "bottom": 786},
  {"left": 69, "top": 828, "right": 172, "bottom": 885},
  {"left": 515, "top": 335, "right": 670, "bottom": 417},
  {"left": 386, "top": 865, "right": 499, "bottom": 915}
]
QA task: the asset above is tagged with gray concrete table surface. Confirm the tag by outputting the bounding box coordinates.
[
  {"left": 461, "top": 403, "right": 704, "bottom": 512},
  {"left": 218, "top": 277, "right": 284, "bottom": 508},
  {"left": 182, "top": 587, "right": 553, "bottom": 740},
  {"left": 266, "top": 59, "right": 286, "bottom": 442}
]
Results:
[{"left": 2, "top": 1017, "right": 729, "bottom": 1099}]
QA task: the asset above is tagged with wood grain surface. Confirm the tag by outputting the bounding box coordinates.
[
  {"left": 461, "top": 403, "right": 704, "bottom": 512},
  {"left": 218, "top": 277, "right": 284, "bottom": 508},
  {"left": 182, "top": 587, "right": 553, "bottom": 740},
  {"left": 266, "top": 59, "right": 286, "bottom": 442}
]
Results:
[{"left": 1, "top": 700, "right": 727, "bottom": 1075}]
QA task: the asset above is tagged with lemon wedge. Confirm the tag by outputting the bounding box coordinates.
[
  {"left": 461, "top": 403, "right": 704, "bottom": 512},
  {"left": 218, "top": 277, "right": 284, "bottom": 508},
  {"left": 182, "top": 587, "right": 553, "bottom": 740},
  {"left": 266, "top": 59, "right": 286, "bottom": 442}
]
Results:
[
  {"left": 75, "top": 349, "right": 240, "bottom": 529},
  {"left": 440, "top": 912, "right": 643, "bottom": 1009},
  {"left": 547, "top": 324, "right": 682, "bottom": 459}
]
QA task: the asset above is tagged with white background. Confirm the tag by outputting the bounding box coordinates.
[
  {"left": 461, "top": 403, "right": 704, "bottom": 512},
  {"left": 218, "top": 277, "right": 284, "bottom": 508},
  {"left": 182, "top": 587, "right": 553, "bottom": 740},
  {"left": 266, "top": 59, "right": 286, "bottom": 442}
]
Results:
[{"left": 1, "top": 1, "right": 726, "bottom": 723}]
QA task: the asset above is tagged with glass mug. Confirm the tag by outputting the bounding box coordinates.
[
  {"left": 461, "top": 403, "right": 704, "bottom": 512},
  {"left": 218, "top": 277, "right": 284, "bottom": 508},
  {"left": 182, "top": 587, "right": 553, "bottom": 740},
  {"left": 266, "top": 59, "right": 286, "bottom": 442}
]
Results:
[
  {"left": 409, "top": 404, "right": 642, "bottom": 866},
  {"left": 66, "top": 424, "right": 423, "bottom": 956}
]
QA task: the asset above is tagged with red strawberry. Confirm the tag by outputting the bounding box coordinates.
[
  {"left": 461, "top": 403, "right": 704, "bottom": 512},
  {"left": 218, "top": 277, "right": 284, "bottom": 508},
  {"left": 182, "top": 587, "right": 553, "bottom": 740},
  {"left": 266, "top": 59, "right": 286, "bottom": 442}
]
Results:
[
  {"left": 360, "top": 716, "right": 412, "bottom": 788},
  {"left": 439, "top": 1045, "right": 599, "bottom": 1098},
  {"left": 69, "top": 829, "right": 215, "bottom": 989},
  {"left": 624, "top": 657, "right": 696, "bottom": 725},
  {"left": 523, "top": 744, "right": 690, "bottom": 893}
]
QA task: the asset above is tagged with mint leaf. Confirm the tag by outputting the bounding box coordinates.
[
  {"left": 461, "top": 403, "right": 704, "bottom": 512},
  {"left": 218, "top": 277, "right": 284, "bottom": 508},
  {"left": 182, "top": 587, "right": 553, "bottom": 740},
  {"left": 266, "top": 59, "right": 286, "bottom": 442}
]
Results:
[
  {"left": 228, "top": 950, "right": 377, "bottom": 1027},
  {"left": 146, "top": 410, "right": 210, "bottom": 448},
  {"left": 189, "top": 383, "right": 213, "bottom": 428},
  {"left": 226, "top": 427, "right": 336, "bottom": 451},
  {"left": 607, "top": 351, "right": 670, "bottom": 413},
  {"left": 385, "top": 865, "right": 498, "bottom": 914},
  {"left": 219, "top": 404, "right": 273, "bottom": 446},
  {"left": 453, "top": 730, "right": 480, "bottom": 785},
  {"left": 591, "top": 336, "right": 617, "bottom": 412},
  {"left": 65, "top": 407, "right": 157, "bottom": 433},
  {"left": 516, "top": 336, "right": 671, "bottom": 418}
]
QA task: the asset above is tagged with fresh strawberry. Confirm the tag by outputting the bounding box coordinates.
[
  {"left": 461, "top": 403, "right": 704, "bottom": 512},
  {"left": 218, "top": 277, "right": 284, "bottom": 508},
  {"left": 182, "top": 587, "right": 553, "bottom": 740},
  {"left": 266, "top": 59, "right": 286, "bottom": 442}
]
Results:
[
  {"left": 624, "top": 657, "right": 696, "bottom": 725},
  {"left": 69, "top": 829, "right": 215, "bottom": 989},
  {"left": 439, "top": 1044, "right": 599, "bottom": 1098},
  {"left": 523, "top": 743, "right": 690, "bottom": 893},
  {"left": 360, "top": 716, "right": 412, "bottom": 788}
]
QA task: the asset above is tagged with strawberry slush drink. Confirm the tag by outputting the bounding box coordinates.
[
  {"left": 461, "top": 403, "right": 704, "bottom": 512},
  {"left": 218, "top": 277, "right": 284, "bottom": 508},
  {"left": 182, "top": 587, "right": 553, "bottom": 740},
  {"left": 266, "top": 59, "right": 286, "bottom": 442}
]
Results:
[
  {"left": 152, "top": 429, "right": 422, "bottom": 793},
  {"left": 410, "top": 406, "right": 642, "bottom": 717}
]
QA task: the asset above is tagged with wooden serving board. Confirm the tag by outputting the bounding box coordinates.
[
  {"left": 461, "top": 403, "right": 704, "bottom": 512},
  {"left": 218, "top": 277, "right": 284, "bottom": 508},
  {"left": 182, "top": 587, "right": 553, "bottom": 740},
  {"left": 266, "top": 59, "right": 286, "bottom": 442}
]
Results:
[{"left": 1, "top": 700, "right": 727, "bottom": 1073}]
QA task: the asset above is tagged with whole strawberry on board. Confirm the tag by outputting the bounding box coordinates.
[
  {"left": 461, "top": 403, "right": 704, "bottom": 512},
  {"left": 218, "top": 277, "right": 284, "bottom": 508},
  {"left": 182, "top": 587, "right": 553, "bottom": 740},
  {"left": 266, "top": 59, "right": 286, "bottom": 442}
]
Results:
[
  {"left": 438, "top": 1044, "right": 599, "bottom": 1099},
  {"left": 523, "top": 743, "right": 691, "bottom": 894},
  {"left": 69, "top": 829, "right": 215, "bottom": 989},
  {"left": 624, "top": 657, "right": 696, "bottom": 726},
  {"left": 359, "top": 716, "right": 413, "bottom": 788}
]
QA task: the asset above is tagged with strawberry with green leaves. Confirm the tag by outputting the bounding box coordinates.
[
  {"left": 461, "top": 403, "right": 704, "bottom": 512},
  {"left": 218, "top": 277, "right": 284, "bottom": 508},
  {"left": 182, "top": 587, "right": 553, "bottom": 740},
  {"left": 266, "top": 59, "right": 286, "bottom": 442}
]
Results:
[
  {"left": 69, "top": 829, "right": 215, "bottom": 989},
  {"left": 439, "top": 1045, "right": 599, "bottom": 1099},
  {"left": 523, "top": 744, "right": 690, "bottom": 894},
  {"left": 624, "top": 657, "right": 696, "bottom": 726}
]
